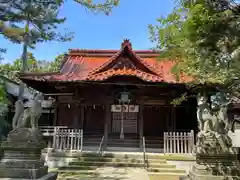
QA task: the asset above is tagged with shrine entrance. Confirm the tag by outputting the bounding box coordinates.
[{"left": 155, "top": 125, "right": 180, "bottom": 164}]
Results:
[{"left": 111, "top": 105, "right": 139, "bottom": 134}]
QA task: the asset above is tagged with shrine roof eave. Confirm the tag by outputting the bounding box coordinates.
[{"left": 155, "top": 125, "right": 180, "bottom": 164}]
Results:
[
  {"left": 20, "top": 77, "right": 190, "bottom": 94},
  {"left": 21, "top": 77, "right": 187, "bottom": 85}
]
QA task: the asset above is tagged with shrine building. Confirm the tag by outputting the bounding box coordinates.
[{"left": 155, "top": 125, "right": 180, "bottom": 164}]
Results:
[{"left": 19, "top": 39, "right": 198, "bottom": 152}]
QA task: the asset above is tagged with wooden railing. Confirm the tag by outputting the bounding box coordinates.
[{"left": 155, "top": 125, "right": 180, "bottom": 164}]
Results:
[
  {"left": 53, "top": 128, "right": 83, "bottom": 152},
  {"left": 39, "top": 126, "right": 68, "bottom": 136},
  {"left": 39, "top": 126, "right": 68, "bottom": 148},
  {"left": 164, "top": 130, "right": 194, "bottom": 154}
]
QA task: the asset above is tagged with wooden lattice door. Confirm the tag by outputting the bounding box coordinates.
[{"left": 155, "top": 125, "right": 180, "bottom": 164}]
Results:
[{"left": 111, "top": 105, "right": 138, "bottom": 134}]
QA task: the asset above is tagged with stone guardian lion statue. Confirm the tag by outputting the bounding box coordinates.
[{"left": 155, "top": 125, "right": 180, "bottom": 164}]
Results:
[{"left": 12, "top": 93, "right": 44, "bottom": 130}]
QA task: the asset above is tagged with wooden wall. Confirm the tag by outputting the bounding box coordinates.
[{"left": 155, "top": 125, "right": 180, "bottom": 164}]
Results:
[
  {"left": 84, "top": 105, "right": 105, "bottom": 133},
  {"left": 143, "top": 106, "right": 169, "bottom": 137},
  {"left": 53, "top": 81, "right": 197, "bottom": 135}
]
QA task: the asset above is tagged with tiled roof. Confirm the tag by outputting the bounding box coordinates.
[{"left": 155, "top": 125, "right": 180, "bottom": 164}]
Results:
[{"left": 20, "top": 39, "right": 191, "bottom": 84}]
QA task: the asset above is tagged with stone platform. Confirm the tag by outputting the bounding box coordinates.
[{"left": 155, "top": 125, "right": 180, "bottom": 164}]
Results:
[{"left": 0, "top": 128, "right": 57, "bottom": 180}]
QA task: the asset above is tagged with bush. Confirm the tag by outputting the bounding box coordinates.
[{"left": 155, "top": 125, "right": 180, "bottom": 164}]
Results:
[
  {"left": 0, "top": 147, "right": 3, "bottom": 160},
  {"left": 0, "top": 103, "right": 9, "bottom": 161}
]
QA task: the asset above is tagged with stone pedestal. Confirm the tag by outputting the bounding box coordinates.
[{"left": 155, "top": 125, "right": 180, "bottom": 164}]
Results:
[
  {"left": 0, "top": 128, "right": 57, "bottom": 180},
  {"left": 189, "top": 153, "right": 240, "bottom": 180},
  {"left": 189, "top": 132, "right": 240, "bottom": 180}
]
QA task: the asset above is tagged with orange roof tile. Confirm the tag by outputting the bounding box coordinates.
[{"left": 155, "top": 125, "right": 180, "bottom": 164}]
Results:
[{"left": 20, "top": 39, "right": 191, "bottom": 84}]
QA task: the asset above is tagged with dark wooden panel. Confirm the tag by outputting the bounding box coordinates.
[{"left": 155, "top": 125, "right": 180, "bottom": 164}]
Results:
[
  {"left": 84, "top": 105, "right": 105, "bottom": 133},
  {"left": 57, "top": 104, "right": 75, "bottom": 127},
  {"left": 143, "top": 106, "right": 169, "bottom": 137}
]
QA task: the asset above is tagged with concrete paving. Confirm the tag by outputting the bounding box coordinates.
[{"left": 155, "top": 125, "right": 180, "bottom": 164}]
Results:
[
  {"left": 57, "top": 167, "right": 150, "bottom": 180},
  {"left": 95, "top": 167, "right": 150, "bottom": 180}
]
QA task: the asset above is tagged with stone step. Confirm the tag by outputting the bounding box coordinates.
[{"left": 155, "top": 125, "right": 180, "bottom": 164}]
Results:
[
  {"left": 83, "top": 141, "right": 101, "bottom": 145},
  {"left": 83, "top": 134, "right": 103, "bottom": 137},
  {"left": 146, "top": 143, "right": 163, "bottom": 147},
  {"left": 83, "top": 139, "right": 102, "bottom": 142},
  {"left": 108, "top": 136, "right": 140, "bottom": 139},
  {"left": 83, "top": 137, "right": 102, "bottom": 140},
  {"left": 54, "top": 169, "right": 95, "bottom": 174},
  {"left": 108, "top": 137, "right": 140, "bottom": 140},
  {"left": 68, "top": 161, "right": 175, "bottom": 168},
  {"left": 148, "top": 172, "right": 187, "bottom": 180},
  {"left": 108, "top": 141, "right": 139, "bottom": 145},
  {"left": 55, "top": 169, "right": 127, "bottom": 175},
  {"left": 75, "top": 157, "right": 167, "bottom": 164},
  {"left": 108, "top": 140, "right": 140, "bottom": 143},
  {"left": 106, "top": 147, "right": 140, "bottom": 152},
  {"left": 107, "top": 143, "right": 139, "bottom": 148},
  {"left": 82, "top": 146, "right": 99, "bottom": 151},
  {"left": 59, "top": 165, "right": 185, "bottom": 173},
  {"left": 48, "top": 151, "right": 192, "bottom": 160},
  {"left": 59, "top": 165, "right": 98, "bottom": 170},
  {"left": 146, "top": 159, "right": 167, "bottom": 163},
  {"left": 145, "top": 139, "right": 163, "bottom": 143},
  {"left": 148, "top": 168, "right": 186, "bottom": 174},
  {"left": 147, "top": 162, "right": 175, "bottom": 168}
]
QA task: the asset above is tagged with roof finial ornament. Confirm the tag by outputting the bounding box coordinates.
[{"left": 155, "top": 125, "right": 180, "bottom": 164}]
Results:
[{"left": 121, "top": 39, "right": 132, "bottom": 50}]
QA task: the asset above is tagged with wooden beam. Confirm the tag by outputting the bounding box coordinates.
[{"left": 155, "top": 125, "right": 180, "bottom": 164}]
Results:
[{"left": 80, "top": 104, "right": 84, "bottom": 129}]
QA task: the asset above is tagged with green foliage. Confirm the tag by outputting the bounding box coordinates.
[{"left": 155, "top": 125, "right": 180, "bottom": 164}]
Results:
[
  {"left": 0, "top": 78, "right": 7, "bottom": 111},
  {"left": 0, "top": 21, "right": 25, "bottom": 43},
  {"left": 0, "top": 77, "right": 9, "bottom": 142},
  {"left": 149, "top": 0, "right": 240, "bottom": 96},
  {"left": 48, "top": 53, "right": 66, "bottom": 72},
  {"left": 74, "top": 0, "right": 120, "bottom": 15},
  {"left": 0, "top": 52, "right": 40, "bottom": 82},
  {"left": 0, "top": 52, "right": 66, "bottom": 83},
  {"left": 0, "top": 0, "right": 73, "bottom": 46}
]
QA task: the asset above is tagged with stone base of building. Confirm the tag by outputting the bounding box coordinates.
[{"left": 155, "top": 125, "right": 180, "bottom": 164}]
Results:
[
  {"left": 0, "top": 128, "right": 57, "bottom": 180},
  {"left": 189, "top": 153, "right": 240, "bottom": 180}
]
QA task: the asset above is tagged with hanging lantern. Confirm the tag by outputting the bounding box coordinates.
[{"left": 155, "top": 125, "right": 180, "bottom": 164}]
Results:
[{"left": 119, "top": 91, "right": 131, "bottom": 104}]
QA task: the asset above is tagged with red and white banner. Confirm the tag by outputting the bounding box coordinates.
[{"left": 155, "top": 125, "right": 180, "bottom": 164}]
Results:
[{"left": 128, "top": 105, "right": 139, "bottom": 112}]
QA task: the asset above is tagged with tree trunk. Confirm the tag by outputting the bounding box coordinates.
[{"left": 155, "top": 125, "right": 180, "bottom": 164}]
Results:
[{"left": 18, "top": 21, "right": 29, "bottom": 101}]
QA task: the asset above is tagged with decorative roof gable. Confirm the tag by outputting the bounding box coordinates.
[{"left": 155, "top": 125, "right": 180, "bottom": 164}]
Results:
[{"left": 89, "top": 39, "right": 159, "bottom": 76}]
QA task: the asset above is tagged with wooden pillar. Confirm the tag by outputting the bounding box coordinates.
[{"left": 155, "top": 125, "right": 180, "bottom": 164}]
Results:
[
  {"left": 139, "top": 103, "right": 144, "bottom": 151},
  {"left": 167, "top": 106, "right": 172, "bottom": 132},
  {"left": 53, "top": 102, "right": 59, "bottom": 126},
  {"left": 104, "top": 104, "right": 111, "bottom": 150},
  {"left": 80, "top": 104, "right": 84, "bottom": 129},
  {"left": 73, "top": 103, "right": 80, "bottom": 128},
  {"left": 171, "top": 106, "right": 176, "bottom": 131}
]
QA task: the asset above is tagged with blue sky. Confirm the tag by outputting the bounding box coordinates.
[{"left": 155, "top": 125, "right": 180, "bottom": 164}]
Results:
[{"left": 0, "top": 0, "right": 175, "bottom": 63}]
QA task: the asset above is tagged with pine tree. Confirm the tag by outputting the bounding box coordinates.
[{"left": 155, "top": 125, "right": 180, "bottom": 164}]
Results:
[
  {"left": 0, "top": 0, "right": 120, "bottom": 130},
  {"left": 74, "top": 0, "right": 119, "bottom": 15},
  {"left": 0, "top": 0, "right": 73, "bottom": 101}
]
